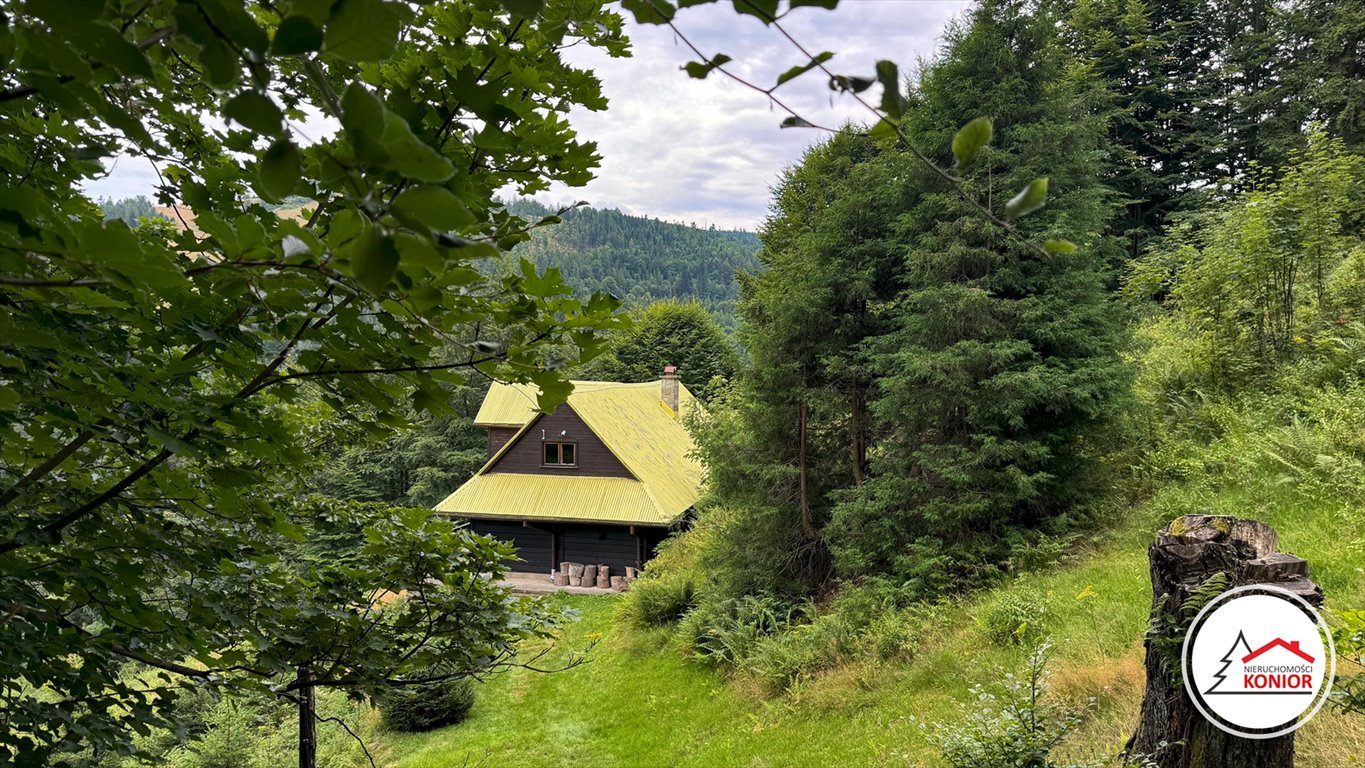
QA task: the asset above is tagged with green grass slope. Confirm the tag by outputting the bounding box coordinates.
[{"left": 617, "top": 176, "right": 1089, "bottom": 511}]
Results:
[{"left": 381, "top": 473, "right": 1365, "bottom": 767}]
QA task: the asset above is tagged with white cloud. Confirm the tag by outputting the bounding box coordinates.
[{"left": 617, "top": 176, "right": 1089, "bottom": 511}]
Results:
[
  {"left": 529, "top": 0, "right": 970, "bottom": 230},
  {"left": 83, "top": 154, "right": 163, "bottom": 202},
  {"left": 85, "top": 1, "right": 969, "bottom": 229}
]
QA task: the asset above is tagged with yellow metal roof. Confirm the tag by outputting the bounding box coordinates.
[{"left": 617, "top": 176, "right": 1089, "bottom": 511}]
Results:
[
  {"left": 434, "top": 473, "right": 668, "bottom": 525},
  {"left": 437, "top": 380, "right": 704, "bottom": 526},
  {"left": 473, "top": 380, "right": 620, "bottom": 427}
]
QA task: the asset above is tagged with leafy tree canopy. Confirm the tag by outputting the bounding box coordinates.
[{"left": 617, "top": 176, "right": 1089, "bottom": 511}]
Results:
[
  {"left": 1127, "top": 132, "right": 1365, "bottom": 390},
  {"left": 0, "top": 0, "right": 631, "bottom": 762},
  {"left": 581, "top": 299, "right": 739, "bottom": 401}
]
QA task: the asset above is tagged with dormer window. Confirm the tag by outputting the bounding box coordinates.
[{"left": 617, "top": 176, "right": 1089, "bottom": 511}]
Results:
[{"left": 543, "top": 441, "right": 576, "bottom": 467}]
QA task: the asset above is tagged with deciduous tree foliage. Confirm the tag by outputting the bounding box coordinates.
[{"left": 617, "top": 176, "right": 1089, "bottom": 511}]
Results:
[
  {"left": 0, "top": 0, "right": 630, "bottom": 763},
  {"left": 1128, "top": 133, "right": 1365, "bottom": 389},
  {"left": 582, "top": 299, "right": 739, "bottom": 401}
]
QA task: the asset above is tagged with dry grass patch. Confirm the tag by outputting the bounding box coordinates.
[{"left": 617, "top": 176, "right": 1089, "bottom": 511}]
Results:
[
  {"left": 1051, "top": 648, "right": 1146, "bottom": 764},
  {"left": 1297, "top": 709, "right": 1365, "bottom": 767}
]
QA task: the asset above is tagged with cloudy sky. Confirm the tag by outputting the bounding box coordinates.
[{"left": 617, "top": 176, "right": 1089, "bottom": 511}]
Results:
[
  {"left": 532, "top": 0, "right": 970, "bottom": 230},
  {"left": 85, "top": 0, "right": 970, "bottom": 232}
]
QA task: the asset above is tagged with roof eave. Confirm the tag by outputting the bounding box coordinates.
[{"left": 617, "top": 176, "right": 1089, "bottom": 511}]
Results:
[{"left": 436, "top": 509, "right": 682, "bottom": 527}]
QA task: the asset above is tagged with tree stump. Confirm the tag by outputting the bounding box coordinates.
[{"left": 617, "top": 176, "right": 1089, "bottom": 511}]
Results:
[
  {"left": 552, "top": 570, "right": 569, "bottom": 587},
  {"left": 567, "top": 562, "right": 585, "bottom": 587},
  {"left": 597, "top": 564, "right": 610, "bottom": 586},
  {"left": 625, "top": 566, "right": 637, "bottom": 582},
  {"left": 610, "top": 576, "right": 628, "bottom": 592},
  {"left": 1126, "top": 515, "right": 1323, "bottom": 768},
  {"left": 581, "top": 566, "right": 597, "bottom": 588}
]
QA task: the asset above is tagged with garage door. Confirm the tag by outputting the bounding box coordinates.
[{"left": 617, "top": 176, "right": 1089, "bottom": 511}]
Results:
[
  {"left": 462, "top": 519, "right": 552, "bottom": 573},
  {"left": 561, "top": 526, "right": 641, "bottom": 574}
]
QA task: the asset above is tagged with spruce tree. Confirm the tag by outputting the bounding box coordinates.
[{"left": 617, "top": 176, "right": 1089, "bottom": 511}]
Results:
[
  {"left": 826, "top": 0, "right": 1128, "bottom": 590},
  {"left": 1280, "top": 0, "right": 1365, "bottom": 150},
  {"left": 1066, "top": 0, "right": 1364, "bottom": 261},
  {"left": 698, "top": 131, "right": 909, "bottom": 590},
  {"left": 1065, "top": 0, "right": 1224, "bottom": 259}
]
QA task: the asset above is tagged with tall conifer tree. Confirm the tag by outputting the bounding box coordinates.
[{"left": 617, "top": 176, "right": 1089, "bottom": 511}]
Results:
[
  {"left": 1065, "top": 0, "right": 1224, "bottom": 258},
  {"left": 1281, "top": 0, "right": 1365, "bottom": 149},
  {"left": 1067, "top": 0, "right": 1364, "bottom": 260},
  {"left": 698, "top": 131, "right": 908, "bottom": 590},
  {"left": 826, "top": 0, "right": 1128, "bottom": 588}
]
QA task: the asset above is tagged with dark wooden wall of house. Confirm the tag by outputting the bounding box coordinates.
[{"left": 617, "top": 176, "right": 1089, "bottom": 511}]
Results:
[
  {"left": 462, "top": 519, "right": 553, "bottom": 571},
  {"left": 486, "top": 427, "right": 518, "bottom": 457},
  {"left": 485, "top": 406, "right": 632, "bottom": 478},
  {"left": 562, "top": 527, "right": 641, "bottom": 573},
  {"left": 460, "top": 518, "right": 672, "bottom": 578}
]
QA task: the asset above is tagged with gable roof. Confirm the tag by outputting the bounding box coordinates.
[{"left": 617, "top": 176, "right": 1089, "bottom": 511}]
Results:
[
  {"left": 436, "top": 380, "right": 704, "bottom": 526},
  {"left": 1242, "top": 638, "right": 1316, "bottom": 664},
  {"left": 474, "top": 380, "right": 622, "bottom": 427}
]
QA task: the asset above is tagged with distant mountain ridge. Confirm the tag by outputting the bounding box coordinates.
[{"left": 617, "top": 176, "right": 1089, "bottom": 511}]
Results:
[
  {"left": 96, "top": 195, "right": 759, "bottom": 328},
  {"left": 504, "top": 199, "right": 759, "bottom": 328}
]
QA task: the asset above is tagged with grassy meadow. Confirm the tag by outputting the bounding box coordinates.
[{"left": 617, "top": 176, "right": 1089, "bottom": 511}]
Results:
[{"left": 380, "top": 465, "right": 1365, "bottom": 767}]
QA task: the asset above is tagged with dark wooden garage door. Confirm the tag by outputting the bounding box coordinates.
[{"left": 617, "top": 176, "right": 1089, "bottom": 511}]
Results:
[
  {"left": 561, "top": 526, "right": 642, "bottom": 574},
  {"left": 462, "top": 519, "right": 552, "bottom": 573}
]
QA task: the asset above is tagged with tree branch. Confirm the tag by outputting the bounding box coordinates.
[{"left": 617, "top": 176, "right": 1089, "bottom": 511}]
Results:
[
  {"left": 315, "top": 712, "right": 378, "bottom": 768},
  {"left": 0, "top": 26, "right": 175, "bottom": 103},
  {"left": 0, "top": 430, "right": 94, "bottom": 507},
  {"left": 0, "top": 292, "right": 348, "bottom": 556},
  {"left": 0, "top": 276, "right": 100, "bottom": 287},
  {"left": 0, "top": 446, "right": 173, "bottom": 556},
  {"left": 247, "top": 356, "right": 503, "bottom": 394}
]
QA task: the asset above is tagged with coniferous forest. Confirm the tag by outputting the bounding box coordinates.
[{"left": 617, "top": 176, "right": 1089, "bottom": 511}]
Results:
[
  {"left": 4, "top": 0, "right": 1365, "bottom": 767},
  {"left": 503, "top": 199, "right": 760, "bottom": 328}
]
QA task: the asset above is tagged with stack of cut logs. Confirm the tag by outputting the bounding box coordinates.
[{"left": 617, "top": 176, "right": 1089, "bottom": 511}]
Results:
[{"left": 553, "top": 562, "right": 637, "bottom": 591}]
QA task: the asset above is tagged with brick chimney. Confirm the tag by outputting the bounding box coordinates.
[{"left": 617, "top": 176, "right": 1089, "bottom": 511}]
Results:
[{"left": 661, "top": 365, "right": 680, "bottom": 413}]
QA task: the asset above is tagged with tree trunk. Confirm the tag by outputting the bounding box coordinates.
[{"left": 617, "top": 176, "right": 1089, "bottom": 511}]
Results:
[
  {"left": 797, "top": 367, "right": 818, "bottom": 541},
  {"left": 298, "top": 665, "right": 316, "bottom": 768},
  {"left": 1126, "top": 515, "right": 1323, "bottom": 768},
  {"left": 597, "top": 564, "right": 610, "bottom": 587},
  {"left": 850, "top": 378, "right": 866, "bottom": 485}
]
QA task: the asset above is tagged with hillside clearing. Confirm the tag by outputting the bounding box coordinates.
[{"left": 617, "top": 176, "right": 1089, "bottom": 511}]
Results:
[{"left": 382, "top": 481, "right": 1365, "bottom": 767}]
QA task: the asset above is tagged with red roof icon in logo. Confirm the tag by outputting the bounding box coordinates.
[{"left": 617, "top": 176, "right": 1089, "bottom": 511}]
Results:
[{"left": 1242, "top": 638, "right": 1315, "bottom": 664}]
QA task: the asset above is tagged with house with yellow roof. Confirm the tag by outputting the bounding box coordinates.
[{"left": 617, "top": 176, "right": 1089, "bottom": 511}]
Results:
[{"left": 434, "top": 367, "right": 702, "bottom": 577}]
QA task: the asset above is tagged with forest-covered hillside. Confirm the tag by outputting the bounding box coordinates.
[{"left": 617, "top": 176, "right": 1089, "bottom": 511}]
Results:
[
  {"left": 96, "top": 194, "right": 759, "bottom": 327},
  {"left": 503, "top": 199, "right": 758, "bottom": 327}
]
